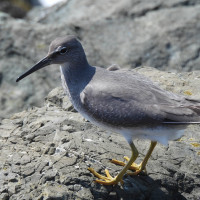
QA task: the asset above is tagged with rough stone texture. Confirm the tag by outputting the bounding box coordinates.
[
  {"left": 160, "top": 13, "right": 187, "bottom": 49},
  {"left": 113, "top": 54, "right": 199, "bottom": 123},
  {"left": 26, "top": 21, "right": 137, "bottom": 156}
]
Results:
[
  {"left": 0, "top": 67, "right": 200, "bottom": 200},
  {"left": 0, "top": 0, "right": 37, "bottom": 19},
  {"left": 0, "top": 0, "right": 200, "bottom": 120}
]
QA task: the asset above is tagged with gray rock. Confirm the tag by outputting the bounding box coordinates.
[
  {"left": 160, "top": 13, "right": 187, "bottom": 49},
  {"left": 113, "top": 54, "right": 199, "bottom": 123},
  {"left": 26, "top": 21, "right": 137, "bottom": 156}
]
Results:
[
  {"left": 0, "top": 0, "right": 200, "bottom": 120},
  {"left": 0, "top": 193, "right": 9, "bottom": 200},
  {"left": 0, "top": 67, "right": 200, "bottom": 199}
]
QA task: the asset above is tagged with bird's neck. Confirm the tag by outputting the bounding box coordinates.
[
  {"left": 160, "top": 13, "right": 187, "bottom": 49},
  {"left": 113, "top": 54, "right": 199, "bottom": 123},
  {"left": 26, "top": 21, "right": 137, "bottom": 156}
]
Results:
[{"left": 60, "top": 62, "right": 95, "bottom": 96}]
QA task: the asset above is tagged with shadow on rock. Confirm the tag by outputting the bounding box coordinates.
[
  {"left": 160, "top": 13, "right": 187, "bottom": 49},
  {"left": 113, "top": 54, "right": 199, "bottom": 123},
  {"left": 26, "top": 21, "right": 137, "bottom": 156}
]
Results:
[{"left": 90, "top": 174, "right": 187, "bottom": 200}]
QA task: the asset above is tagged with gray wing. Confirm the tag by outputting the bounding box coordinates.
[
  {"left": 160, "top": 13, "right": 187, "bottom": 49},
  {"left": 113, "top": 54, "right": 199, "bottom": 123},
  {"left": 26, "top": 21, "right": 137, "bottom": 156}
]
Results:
[{"left": 80, "top": 70, "right": 200, "bottom": 126}]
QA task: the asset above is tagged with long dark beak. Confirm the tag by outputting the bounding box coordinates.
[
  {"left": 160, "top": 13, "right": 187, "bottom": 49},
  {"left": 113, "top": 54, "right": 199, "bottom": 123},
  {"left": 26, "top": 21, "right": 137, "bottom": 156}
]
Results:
[{"left": 16, "top": 55, "right": 52, "bottom": 82}]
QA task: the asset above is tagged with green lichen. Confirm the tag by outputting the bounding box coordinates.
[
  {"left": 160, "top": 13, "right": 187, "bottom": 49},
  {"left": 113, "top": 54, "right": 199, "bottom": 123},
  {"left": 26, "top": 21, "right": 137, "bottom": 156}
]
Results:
[{"left": 190, "top": 142, "right": 200, "bottom": 148}]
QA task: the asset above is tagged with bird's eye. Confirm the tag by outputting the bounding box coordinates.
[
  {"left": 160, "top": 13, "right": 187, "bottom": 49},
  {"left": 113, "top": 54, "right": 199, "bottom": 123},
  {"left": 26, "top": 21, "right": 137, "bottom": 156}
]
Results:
[{"left": 59, "top": 47, "right": 67, "bottom": 54}]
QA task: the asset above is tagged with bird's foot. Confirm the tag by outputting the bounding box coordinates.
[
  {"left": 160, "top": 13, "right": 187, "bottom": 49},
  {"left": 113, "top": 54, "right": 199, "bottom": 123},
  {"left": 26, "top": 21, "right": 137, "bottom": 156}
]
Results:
[
  {"left": 111, "top": 156, "right": 146, "bottom": 175},
  {"left": 88, "top": 168, "right": 123, "bottom": 185}
]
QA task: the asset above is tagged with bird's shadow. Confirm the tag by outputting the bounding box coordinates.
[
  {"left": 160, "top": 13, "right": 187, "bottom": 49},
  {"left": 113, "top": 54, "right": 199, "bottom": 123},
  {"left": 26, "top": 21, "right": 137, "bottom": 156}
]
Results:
[{"left": 90, "top": 174, "right": 187, "bottom": 200}]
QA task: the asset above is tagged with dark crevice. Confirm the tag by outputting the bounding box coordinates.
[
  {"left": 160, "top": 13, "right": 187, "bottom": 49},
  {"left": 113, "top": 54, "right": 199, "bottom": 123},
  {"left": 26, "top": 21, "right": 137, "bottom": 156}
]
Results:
[
  {"left": 182, "top": 48, "right": 200, "bottom": 69},
  {"left": 0, "top": 72, "right": 3, "bottom": 85},
  {"left": 121, "top": 1, "right": 200, "bottom": 20},
  {"left": 130, "top": 5, "right": 161, "bottom": 18},
  {"left": 173, "top": 0, "right": 200, "bottom": 7}
]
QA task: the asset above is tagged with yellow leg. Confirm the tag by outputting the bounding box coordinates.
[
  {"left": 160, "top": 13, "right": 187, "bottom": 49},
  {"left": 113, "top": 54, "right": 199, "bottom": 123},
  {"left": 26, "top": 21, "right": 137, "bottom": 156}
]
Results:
[
  {"left": 111, "top": 141, "right": 157, "bottom": 175},
  {"left": 88, "top": 142, "right": 139, "bottom": 185}
]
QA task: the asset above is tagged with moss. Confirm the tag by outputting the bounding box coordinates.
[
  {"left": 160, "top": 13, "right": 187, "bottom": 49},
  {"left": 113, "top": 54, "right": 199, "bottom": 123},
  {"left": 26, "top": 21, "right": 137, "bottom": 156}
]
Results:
[
  {"left": 184, "top": 90, "right": 192, "bottom": 96},
  {"left": 190, "top": 142, "right": 200, "bottom": 148}
]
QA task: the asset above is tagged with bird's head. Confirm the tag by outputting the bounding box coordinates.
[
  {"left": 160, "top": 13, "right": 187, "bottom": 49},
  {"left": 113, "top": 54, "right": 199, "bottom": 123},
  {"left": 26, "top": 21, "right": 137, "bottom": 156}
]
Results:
[{"left": 16, "top": 35, "right": 87, "bottom": 82}]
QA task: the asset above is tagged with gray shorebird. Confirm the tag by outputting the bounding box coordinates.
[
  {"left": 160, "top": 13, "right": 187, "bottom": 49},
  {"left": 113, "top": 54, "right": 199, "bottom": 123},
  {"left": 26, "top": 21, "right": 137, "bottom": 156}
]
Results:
[{"left": 16, "top": 36, "right": 200, "bottom": 185}]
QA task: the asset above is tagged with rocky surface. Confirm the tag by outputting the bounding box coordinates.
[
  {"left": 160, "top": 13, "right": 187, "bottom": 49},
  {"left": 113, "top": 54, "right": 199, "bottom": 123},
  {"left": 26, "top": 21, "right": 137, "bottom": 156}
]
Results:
[
  {"left": 0, "top": 67, "right": 200, "bottom": 200},
  {"left": 0, "top": 0, "right": 200, "bottom": 120},
  {"left": 0, "top": 0, "right": 39, "bottom": 19}
]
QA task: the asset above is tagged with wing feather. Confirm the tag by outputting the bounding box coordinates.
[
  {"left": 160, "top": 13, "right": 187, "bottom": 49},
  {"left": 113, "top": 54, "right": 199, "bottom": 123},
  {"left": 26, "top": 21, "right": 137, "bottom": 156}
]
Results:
[{"left": 80, "top": 69, "right": 200, "bottom": 126}]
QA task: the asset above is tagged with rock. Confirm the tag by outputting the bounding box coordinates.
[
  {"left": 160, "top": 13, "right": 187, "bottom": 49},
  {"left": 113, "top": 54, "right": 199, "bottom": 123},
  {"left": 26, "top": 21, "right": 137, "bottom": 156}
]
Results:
[
  {"left": 0, "top": 0, "right": 40, "bottom": 19},
  {"left": 0, "top": 0, "right": 200, "bottom": 120},
  {"left": 0, "top": 193, "right": 9, "bottom": 200},
  {"left": 42, "top": 183, "right": 69, "bottom": 200},
  {"left": 0, "top": 67, "right": 200, "bottom": 199},
  {"left": 27, "top": 0, "right": 200, "bottom": 72}
]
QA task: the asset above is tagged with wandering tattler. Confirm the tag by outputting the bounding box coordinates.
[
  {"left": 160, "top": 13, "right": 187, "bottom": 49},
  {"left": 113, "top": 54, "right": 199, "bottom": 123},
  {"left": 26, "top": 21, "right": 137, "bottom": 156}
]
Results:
[{"left": 16, "top": 36, "right": 200, "bottom": 185}]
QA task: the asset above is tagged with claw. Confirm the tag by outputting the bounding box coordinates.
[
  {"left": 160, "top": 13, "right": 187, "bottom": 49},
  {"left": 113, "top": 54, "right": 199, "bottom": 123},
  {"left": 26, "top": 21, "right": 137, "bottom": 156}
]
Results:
[
  {"left": 88, "top": 168, "right": 123, "bottom": 185},
  {"left": 88, "top": 142, "right": 156, "bottom": 185},
  {"left": 126, "top": 164, "right": 146, "bottom": 175},
  {"left": 110, "top": 157, "right": 145, "bottom": 173}
]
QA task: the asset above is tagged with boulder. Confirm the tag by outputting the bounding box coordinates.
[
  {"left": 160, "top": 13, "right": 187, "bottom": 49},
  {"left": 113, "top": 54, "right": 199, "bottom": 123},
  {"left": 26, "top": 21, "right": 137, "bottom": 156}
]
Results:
[{"left": 0, "top": 67, "right": 199, "bottom": 200}]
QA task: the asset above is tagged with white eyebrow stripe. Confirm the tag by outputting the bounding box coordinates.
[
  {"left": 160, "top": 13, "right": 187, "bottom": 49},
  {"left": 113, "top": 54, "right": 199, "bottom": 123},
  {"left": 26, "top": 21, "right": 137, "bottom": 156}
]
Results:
[{"left": 56, "top": 46, "right": 62, "bottom": 51}]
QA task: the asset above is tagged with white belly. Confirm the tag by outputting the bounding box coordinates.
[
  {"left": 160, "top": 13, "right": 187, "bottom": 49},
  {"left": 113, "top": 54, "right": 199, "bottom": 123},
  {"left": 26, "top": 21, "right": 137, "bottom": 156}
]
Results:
[
  {"left": 76, "top": 105, "right": 185, "bottom": 146},
  {"left": 118, "top": 126, "right": 185, "bottom": 146}
]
